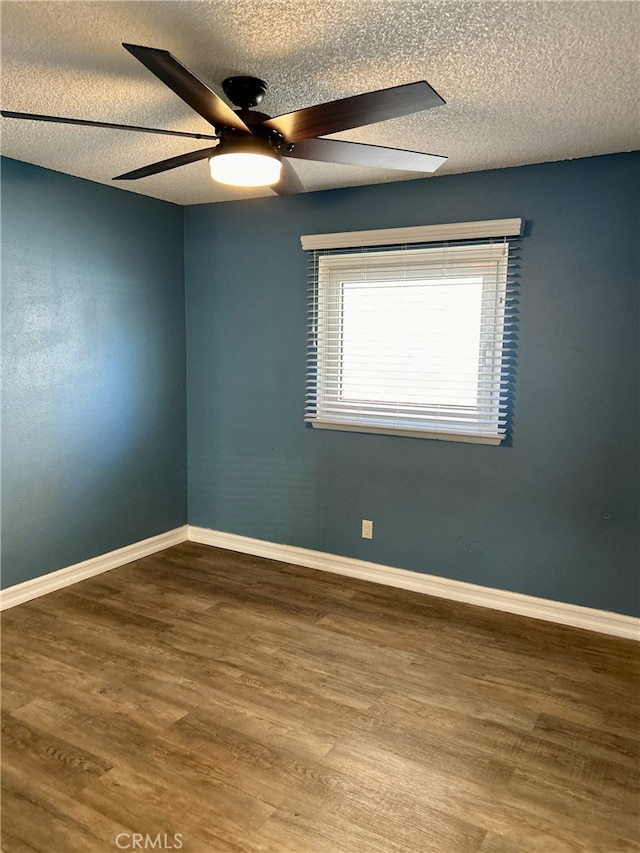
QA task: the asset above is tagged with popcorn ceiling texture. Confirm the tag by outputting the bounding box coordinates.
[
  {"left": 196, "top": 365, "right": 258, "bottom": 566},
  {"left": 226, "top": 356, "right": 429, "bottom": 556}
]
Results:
[{"left": 1, "top": 0, "right": 638, "bottom": 205}]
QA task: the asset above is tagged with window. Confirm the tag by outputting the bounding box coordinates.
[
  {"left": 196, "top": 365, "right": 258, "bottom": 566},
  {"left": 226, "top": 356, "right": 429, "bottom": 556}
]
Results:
[{"left": 302, "top": 219, "right": 521, "bottom": 444}]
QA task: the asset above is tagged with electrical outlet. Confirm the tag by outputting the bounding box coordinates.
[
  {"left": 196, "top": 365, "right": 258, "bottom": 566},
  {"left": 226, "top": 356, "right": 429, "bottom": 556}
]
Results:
[{"left": 361, "top": 519, "right": 373, "bottom": 539}]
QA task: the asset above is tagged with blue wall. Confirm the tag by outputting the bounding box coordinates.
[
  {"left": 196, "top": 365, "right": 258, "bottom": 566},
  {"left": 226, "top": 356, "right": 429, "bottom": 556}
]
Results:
[
  {"left": 185, "top": 153, "right": 640, "bottom": 617},
  {"left": 2, "top": 153, "right": 637, "bottom": 616},
  {"left": 1, "top": 158, "right": 187, "bottom": 587}
]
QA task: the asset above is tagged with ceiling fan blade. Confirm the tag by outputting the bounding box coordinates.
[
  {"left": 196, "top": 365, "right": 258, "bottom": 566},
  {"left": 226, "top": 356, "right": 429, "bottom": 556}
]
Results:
[
  {"left": 261, "top": 81, "right": 444, "bottom": 142},
  {"left": 285, "top": 137, "right": 447, "bottom": 173},
  {"left": 122, "top": 43, "right": 251, "bottom": 134},
  {"left": 113, "top": 146, "right": 218, "bottom": 181},
  {"left": 0, "top": 110, "right": 219, "bottom": 140},
  {"left": 271, "top": 160, "right": 305, "bottom": 196}
]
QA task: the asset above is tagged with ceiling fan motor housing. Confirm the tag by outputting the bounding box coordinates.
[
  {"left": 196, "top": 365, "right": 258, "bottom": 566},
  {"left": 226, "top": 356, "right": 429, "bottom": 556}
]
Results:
[{"left": 222, "top": 76, "right": 268, "bottom": 109}]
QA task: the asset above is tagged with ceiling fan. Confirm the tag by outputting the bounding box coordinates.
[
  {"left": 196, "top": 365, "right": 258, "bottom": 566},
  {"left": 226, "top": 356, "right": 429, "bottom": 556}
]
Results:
[{"left": 1, "top": 43, "right": 448, "bottom": 195}]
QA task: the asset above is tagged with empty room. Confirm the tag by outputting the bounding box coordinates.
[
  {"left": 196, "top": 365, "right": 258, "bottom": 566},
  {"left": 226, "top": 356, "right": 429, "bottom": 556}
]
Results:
[{"left": 1, "top": 1, "right": 639, "bottom": 851}]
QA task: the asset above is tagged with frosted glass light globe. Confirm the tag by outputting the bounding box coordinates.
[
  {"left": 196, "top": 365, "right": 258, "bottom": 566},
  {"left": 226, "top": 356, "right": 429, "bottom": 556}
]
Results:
[{"left": 209, "top": 150, "right": 282, "bottom": 187}]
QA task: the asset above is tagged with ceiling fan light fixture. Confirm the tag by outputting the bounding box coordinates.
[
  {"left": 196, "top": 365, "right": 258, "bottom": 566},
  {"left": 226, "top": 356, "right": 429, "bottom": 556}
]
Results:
[
  {"left": 4, "top": 44, "right": 449, "bottom": 194},
  {"left": 209, "top": 136, "right": 282, "bottom": 187}
]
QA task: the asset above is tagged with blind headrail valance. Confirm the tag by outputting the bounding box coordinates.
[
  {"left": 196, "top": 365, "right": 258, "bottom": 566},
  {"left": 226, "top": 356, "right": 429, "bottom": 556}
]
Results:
[{"left": 300, "top": 218, "right": 523, "bottom": 251}]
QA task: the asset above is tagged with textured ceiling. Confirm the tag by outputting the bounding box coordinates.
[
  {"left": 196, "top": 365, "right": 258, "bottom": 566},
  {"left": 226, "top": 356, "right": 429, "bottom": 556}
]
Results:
[{"left": 1, "top": 0, "right": 639, "bottom": 205}]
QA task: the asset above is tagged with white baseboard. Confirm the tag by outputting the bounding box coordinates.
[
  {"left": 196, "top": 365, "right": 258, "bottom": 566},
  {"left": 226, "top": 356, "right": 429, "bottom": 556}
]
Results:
[
  {"left": 0, "top": 526, "right": 189, "bottom": 611},
  {"left": 3, "top": 523, "right": 637, "bottom": 641},
  {"left": 188, "top": 525, "right": 640, "bottom": 641}
]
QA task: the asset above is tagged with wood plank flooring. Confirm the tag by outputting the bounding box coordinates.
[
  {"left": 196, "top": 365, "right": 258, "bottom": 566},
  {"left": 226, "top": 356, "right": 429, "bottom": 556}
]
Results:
[{"left": 1, "top": 542, "right": 639, "bottom": 852}]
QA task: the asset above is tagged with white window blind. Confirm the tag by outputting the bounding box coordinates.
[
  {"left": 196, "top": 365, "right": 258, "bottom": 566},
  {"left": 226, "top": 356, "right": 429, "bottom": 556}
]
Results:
[{"left": 303, "top": 220, "right": 521, "bottom": 444}]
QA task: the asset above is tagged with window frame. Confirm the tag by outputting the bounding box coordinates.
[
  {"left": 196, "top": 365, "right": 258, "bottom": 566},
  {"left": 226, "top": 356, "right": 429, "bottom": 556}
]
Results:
[{"left": 303, "top": 220, "right": 521, "bottom": 446}]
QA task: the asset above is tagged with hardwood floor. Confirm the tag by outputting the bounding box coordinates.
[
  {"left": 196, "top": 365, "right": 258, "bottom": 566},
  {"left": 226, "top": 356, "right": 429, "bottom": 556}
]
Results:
[{"left": 1, "top": 542, "right": 638, "bottom": 852}]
